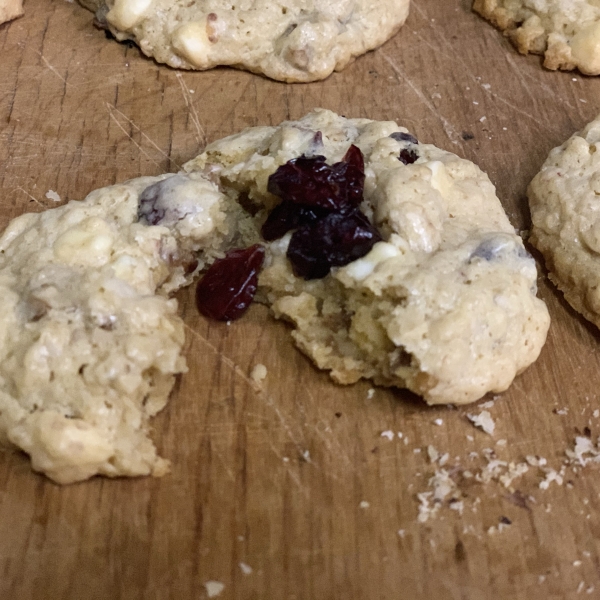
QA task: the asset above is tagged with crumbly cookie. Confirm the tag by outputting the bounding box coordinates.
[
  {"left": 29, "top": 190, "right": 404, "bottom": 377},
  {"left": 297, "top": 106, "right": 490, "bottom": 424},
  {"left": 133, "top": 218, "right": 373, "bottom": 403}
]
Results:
[
  {"left": 474, "top": 0, "right": 600, "bottom": 74},
  {"left": 1, "top": 110, "right": 550, "bottom": 483},
  {"left": 79, "top": 0, "right": 410, "bottom": 82},
  {"left": 529, "top": 115, "right": 600, "bottom": 328},
  {"left": 185, "top": 109, "right": 550, "bottom": 405},
  {"left": 0, "top": 172, "right": 252, "bottom": 483}
]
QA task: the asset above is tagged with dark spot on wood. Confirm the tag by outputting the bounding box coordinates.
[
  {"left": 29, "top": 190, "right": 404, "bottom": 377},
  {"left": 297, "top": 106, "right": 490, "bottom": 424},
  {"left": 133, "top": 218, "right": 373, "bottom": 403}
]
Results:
[
  {"left": 504, "top": 490, "right": 531, "bottom": 511},
  {"left": 335, "top": 412, "right": 342, "bottom": 418},
  {"left": 500, "top": 516, "right": 512, "bottom": 525},
  {"left": 462, "top": 132, "right": 474, "bottom": 141},
  {"left": 584, "top": 426, "right": 592, "bottom": 437},
  {"left": 454, "top": 540, "right": 466, "bottom": 562}
]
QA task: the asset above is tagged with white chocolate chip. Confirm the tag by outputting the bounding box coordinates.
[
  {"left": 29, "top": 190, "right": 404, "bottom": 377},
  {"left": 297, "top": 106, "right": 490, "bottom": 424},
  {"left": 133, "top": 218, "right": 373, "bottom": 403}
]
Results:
[{"left": 107, "top": 0, "right": 154, "bottom": 30}]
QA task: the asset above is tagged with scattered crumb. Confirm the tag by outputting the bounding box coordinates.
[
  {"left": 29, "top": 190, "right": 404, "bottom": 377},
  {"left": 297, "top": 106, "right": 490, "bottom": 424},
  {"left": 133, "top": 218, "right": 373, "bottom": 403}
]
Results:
[
  {"left": 594, "top": 410, "right": 599, "bottom": 418},
  {"left": 367, "top": 388, "right": 375, "bottom": 399},
  {"left": 574, "top": 560, "right": 582, "bottom": 567},
  {"left": 577, "top": 581, "right": 585, "bottom": 594},
  {"left": 45, "top": 190, "right": 61, "bottom": 202},
  {"left": 538, "top": 575, "right": 546, "bottom": 584},
  {"left": 496, "top": 439, "right": 507, "bottom": 447},
  {"left": 239, "top": 562, "right": 253, "bottom": 575},
  {"left": 479, "top": 116, "right": 487, "bottom": 122},
  {"left": 250, "top": 363, "right": 267, "bottom": 384},
  {"left": 467, "top": 410, "right": 495, "bottom": 435},
  {"left": 360, "top": 501, "right": 370, "bottom": 509},
  {"left": 301, "top": 450, "right": 311, "bottom": 463},
  {"left": 397, "top": 529, "right": 406, "bottom": 538},
  {"left": 205, "top": 581, "right": 225, "bottom": 598},
  {"left": 397, "top": 432, "right": 403, "bottom": 439},
  {"left": 380, "top": 430, "right": 394, "bottom": 441},
  {"left": 434, "top": 418, "right": 443, "bottom": 426},
  {"left": 482, "top": 83, "right": 491, "bottom": 90},
  {"left": 237, "top": 535, "right": 245, "bottom": 542},
  {"left": 480, "top": 400, "right": 495, "bottom": 409},
  {"left": 466, "top": 435, "right": 474, "bottom": 442}
]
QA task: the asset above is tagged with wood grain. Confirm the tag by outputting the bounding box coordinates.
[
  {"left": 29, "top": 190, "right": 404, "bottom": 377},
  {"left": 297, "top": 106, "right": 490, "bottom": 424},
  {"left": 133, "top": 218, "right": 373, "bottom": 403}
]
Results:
[{"left": 1, "top": 0, "right": 600, "bottom": 598}]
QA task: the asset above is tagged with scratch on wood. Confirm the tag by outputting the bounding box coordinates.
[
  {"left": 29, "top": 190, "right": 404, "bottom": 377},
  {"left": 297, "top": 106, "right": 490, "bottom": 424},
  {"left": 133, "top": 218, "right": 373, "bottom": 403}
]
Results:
[
  {"left": 105, "top": 102, "right": 181, "bottom": 170},
  {"left": 381, "top": 52, "right": 460, "bottom": 144},
  {"left": 14, "top": 187, "right": 45, "bottom": 207},
  {"left": 38, "top": 53, "right": 68, "bottom": 85},
  {"left": 183, "top": 323, "right": 260, "bottom": 390},
  {"left": 175, "top": 73, "right": 207, "bottom": 148}
]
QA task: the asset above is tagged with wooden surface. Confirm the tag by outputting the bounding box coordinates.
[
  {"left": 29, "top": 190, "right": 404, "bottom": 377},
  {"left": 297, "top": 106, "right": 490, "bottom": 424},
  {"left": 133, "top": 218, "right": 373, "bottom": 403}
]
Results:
[{"left": 1, "top": 0, "right": 600, "bottom": 598}]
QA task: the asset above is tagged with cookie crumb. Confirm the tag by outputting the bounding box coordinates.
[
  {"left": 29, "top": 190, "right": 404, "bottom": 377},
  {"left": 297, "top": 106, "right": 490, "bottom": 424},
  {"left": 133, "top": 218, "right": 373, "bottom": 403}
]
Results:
[
  {"left": 239, "top": 562, "right": 253, "bottom": 575},
  {"left": 380, "top": 430, "right": 394, "bottom": 441},
  {"left": 45, "top": 190, "right": 61, "bottom": 202},
  {"left": 204, "top": 581, "right": 225, "bottom": 598},
  {"left": 360, "top": 500, "right": 370, "bottom": 509},
  {"left": 467, "top": 410, "right": 495, "bottom": 435},
  {"left": 250, "top": 363, "right": 267, "bottom": 383},
  {"left": 434, "top": 418, "right": 443, "bottom": 426}
]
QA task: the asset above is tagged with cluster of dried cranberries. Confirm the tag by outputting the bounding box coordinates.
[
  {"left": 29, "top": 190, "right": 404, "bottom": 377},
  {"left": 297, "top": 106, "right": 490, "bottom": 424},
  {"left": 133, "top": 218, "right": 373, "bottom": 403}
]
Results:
[{"left": 195, "top": 135, "right": 418, "bottom": 321}]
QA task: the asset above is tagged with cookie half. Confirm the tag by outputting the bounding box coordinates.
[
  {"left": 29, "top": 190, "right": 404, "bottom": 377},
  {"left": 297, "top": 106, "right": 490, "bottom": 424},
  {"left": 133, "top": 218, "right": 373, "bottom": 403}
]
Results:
[
  {"left": 80, "top": 0, "right": 410, "bottom": 82},
  {"left": 185, "top": 109, "right": 550, "bottom": 406},
  {"left": 474, "top": 0, "right": 600, "bottom": 75},
  {"left": 0, "top": 173, "right": 253, "bottom": 483},
  {"left": 529, "top": 115, "right": 600, "bottom": 328}
]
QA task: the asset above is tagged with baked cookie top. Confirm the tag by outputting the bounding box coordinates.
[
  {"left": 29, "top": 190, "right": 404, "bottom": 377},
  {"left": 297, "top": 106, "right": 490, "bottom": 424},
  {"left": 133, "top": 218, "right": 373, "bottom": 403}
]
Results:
[
  {"left": 529, "top": 115, "right": 600, "bottom": 328},
  {"left": 80, "top": 0, "right": 410, "bottom": 82},
  {"left": 185, "top": 109, "right": 550, "bottom": 406},
  {"left": 474, "top": 0, "right": 600, "bottom": 75},
  {"left": 0, "top": 172, "right": 249, "bottom": 483}
]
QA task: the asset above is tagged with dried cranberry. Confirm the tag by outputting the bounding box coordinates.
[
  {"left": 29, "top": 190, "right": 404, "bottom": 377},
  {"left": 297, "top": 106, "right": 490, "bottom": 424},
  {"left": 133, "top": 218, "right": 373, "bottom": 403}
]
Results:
[
  {"left": 287, "top": 209, "right": 382, "bottom": 279},
  {"left": 399, "top": 148, "right": 418, "bottom": 165},
  {"left": 195, "top": 245, "right": 265, "bottom": 321},
  {"left": 261, "top": 201, "right": 328, "bottom": 241},
  {"left": 267, "top": 144, "right": 364, "bottom": 213},
  {"left": 390, "top": 131, "right": 419, "bottom": 144}
]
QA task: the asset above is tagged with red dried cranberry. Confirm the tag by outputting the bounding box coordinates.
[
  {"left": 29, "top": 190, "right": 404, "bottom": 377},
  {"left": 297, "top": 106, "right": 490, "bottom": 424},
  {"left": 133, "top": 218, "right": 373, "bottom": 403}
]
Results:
[
  {"left": 261, "top": 201, "right": 328, "bottom": 241},
  {"left": 399, "top": 148, "right": 418, "bottom": 165},
  {"left": 195, "top": 245, "right": 265, "bottom": 321},
  {"left": 267, "top": 144, "right": 365, "bottom": 213},
  {"left": 287, "top": 209, "right": 382, "bottom": 279}
]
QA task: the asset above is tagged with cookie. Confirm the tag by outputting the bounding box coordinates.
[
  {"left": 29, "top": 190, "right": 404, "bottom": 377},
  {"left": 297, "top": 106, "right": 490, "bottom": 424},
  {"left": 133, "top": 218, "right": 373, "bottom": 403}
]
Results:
[
  {"left": 0, "top": 172, "right": 252, "bottom": 483},
  {"left": 79, "top": 0, "right": 410, "bottom": 82},
  {"left": 185, "top": 109, "right": 550, "bottom": 405},
  {"left": 1, "top": 110, "right": 550, "bottom": 483},
  {"left": 474, "top": 0, "right": 600, "bottom": 75},
  {"left": 529, "top": 115, "right": 600, "bottom": 328}
]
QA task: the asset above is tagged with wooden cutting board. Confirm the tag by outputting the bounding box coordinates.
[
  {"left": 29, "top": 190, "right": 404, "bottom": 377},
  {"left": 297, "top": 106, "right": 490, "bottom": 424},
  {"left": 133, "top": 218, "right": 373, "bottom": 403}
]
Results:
[{"left": 2, "top": 0, "right": 600, "bottom": 598}]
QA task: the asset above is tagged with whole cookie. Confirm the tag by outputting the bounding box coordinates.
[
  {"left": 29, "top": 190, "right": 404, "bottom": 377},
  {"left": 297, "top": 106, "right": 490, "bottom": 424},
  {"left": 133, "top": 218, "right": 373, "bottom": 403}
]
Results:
[
  {"left": 80, "top": 0, "right": 410, "bottom": 82},
  {"left": 0, "top": 172, "right": 252, "bottom": 483},
  {"left": 474, "top": 0, "right": 600, "bottom": 75},
  {"left": 529, "top": 115, "right": 600, "bottom": 328},
  {"left": 185, "top": 109, "right": 550, "bottom": 405}
]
